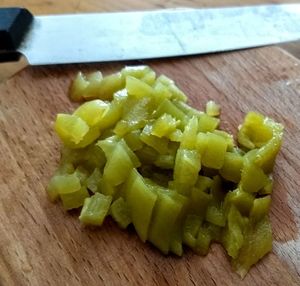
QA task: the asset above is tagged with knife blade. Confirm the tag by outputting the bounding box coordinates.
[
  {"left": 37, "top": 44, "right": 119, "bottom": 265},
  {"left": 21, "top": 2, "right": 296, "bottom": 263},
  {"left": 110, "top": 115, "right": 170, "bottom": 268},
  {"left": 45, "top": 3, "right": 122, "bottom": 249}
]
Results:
[{"left": 1, "top": 4, "right": 300, "bottom": 66}]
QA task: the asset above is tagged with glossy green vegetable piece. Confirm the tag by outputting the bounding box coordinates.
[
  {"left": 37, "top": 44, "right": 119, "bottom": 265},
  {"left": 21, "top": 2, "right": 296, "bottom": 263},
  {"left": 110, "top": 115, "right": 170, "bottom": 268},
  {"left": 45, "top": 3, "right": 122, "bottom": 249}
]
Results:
[
  {"left": 169, "top": 224, "right": 183, "bottom": 256},
  {"left": 198, "top": 113, "right": 220, "bottom": 133},
  {"left": 183, "top": 215, "right": 202, "bottom": 248},
  {"left": 102, "top": 142, "right": 134, "bottom": 186},
  {"left": 201, "top": 133, "right": 227, "bottom": 169},
  {"left": 172, "top": 101, "right": 203, "bottom": 119},
  {"left": 47, "top": 173, "right": 81, "bottom": 202},
  {"left": 225, "top": 188, "right": 254, "bottom": 216},
  {"left": 121, "top": 65, "right": 155, "bottom": 82},
  {"left": 238, "top": 112, "right": 273, "bottom": 149},
  {"left": 148, "top": 191, "right": 183, "bottom": 254},
  {"left": 240, "top": 160, "right": 269, "bottom": 193},
  {"left": 168, "top": 129, "right": 183, "bottom": 142},
  {"left": 126, "top": 76, "right": 154, "bottom": 98},
  {"left": 98, "top": 177, "right": 116, "bottom": 197},
  {"left": 219, "top": 152, "right": 244, "bottom": 183},
  {"left": 213, "top": 130, "right": 234, "bottom": 151},
  {"left": 154, "top": 154, "right": 175, "bottom": 170},
  {"left": 84, "top": 72, "right": 125, "bottom": 101},
  {"left": 222, "top": 205, "right": 247, "bottom": 259},
  {"left": 174, "top": 148, "right": 201, "bottom": 194},
  {"left": 195, "top": 175, "right": 213, "bottom": 190},
  {"left": 79, "top": 193, "right": 112, "bottom": 225},
  {"left": 250, "top": 196, "right": 271, "bottom": 223},
  {"left": 153, "top": 98, "right": 187, "bottom": 126},
  {"left": 126, "top": 169, "right": 158, "bottom": 242},
  {"left": 260, "top": 177, "right": 273, "bottom": 195},
  {"left": 60, "top": 144, "right": 106, "bottom": 172},
  {"left": 151, "top": 114, "right": 179, "bottom": 138},
  {"left": 114, "top": 96, "right": 151, "bottom": 137},
  {"left": 86, "top": 168, "right": 102, "bottom": 193},
  {"left": 206, "top": 201, "right": 226, "bottom": 227},
  {"left": 86, "top": 71, "right": 103, "bottom": 82},
  {"left": 206, "top": 100, "right": 220, "bottom": 117},
  {"left": 233, "top": 217, "right": 272, "bottom": 278},
  {"left": 60, "top": 186, "right": 89, "bottom": 210},
  {"left": 140, "top": 125, "right": 169, "bottom": 154},
  {"left": 96, "top": 90, "right": 126, "bottom": 130},
  {"left": 254, "top": 131, "right": 283, "bottom": 174},
  {"left": 74, "top": 166, "right": 89, "bottom": 185},
  {"left": 194, "top": 225, "right": 212, "bottom": 255},
  {"left": 123, "top": 130, "right": 143, "bottom": 151},
  {"left": 189, "top": 186, "right": 212, "bottom": 218},
  {"left": 110, "top": 197, "right": 131, "bottom": 229},
  {"left": 55, "top": 114, "right": 89, "bottom": 146},
  {"left": 74, "top": 100, "right": 108, "bottom": 127},
  {"left": 153, "top": 81, "right": 172, "bottom": 104},
  {"left": 69, "top": 71, "right": 90, "bottom": 101},
  {"left": 180, "top": 116, "right": 198, "bottom": 149},
  {"left": 156, "top": 75, "right": 187, "bottom": 102}
]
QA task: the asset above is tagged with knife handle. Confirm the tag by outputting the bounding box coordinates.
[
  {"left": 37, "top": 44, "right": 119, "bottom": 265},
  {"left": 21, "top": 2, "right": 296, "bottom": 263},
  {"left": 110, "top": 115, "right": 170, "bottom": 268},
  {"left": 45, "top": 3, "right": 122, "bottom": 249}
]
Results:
[{"left": 0, "top": 7, "right": 33, "bottom": 62}]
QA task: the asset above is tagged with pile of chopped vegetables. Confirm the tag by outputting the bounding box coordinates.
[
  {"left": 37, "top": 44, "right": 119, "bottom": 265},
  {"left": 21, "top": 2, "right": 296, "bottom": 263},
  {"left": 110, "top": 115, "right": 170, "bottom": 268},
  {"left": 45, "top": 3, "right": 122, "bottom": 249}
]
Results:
[{"left": 47, "top": 66, "right": 283, "bottom": 278}]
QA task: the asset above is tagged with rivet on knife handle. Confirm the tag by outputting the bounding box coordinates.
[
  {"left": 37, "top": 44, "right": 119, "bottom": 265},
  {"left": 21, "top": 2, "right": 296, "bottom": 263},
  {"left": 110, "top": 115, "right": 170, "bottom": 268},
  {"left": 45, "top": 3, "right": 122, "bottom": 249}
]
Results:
[{"left": 0, "top": 7, "right": 33, "bottom": 62}]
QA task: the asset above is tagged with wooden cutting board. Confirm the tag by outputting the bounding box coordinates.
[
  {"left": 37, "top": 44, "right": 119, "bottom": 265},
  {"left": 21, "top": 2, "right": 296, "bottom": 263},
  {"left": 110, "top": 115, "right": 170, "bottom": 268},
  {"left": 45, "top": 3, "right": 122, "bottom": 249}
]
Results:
[{"left": 0, "top": 46, "right": 299, "bottom": 286}]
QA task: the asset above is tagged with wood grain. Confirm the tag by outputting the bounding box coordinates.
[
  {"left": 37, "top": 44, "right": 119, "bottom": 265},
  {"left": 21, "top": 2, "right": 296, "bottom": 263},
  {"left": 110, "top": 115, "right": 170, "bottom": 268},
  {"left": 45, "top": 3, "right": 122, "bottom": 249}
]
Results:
[
  {"left": 0, "top": 1, "right": 300, "bottom": 286},
  {"left": 1, "top": 48, "right": 299, "bottom": 286},
  {"left": 0, "top": 0, "right": 297, "bottom": 14}
]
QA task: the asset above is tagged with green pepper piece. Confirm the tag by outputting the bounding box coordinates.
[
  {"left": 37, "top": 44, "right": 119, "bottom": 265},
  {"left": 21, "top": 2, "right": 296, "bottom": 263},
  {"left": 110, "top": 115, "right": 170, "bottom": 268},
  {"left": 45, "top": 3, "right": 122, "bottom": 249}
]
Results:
[
  {"left": 102, "top": 142, "right": 134, "bottom": 186},
  {"left": 140, "top": 124, "right": 169, "bottom": 155},
  {"left": 60, "top": 186, "right": 89, "bottom": 210},
  {"left": 84, "top": 72, "right": 125, "bottom": 101},
  {"left": 110, "top": 197, "right": 131, "bottom": 229},
  {"left": 232, "top": 216, "right": 272, "bottom": 278},
  {"left": 219, "top": 152, "right": 244, "bottom": 183},
  {"left": 224, "top": 188, "right": 254, "bottom": 216},
  {"left": 47, "top": 173, "right": 81, "bottom": 202},
  {"left": 54, "top": 114, "right": 89, "bottom": 146},
  {"left": 240, "top": 160, "right": 269, "bottom": 193},
  {"left": 123, "top": 130, "right": 144, "bottom": 151},
  {"left": 180, "top": 116, "right": 198, "bottom": 149},
  {"left": 174, "top": 148, "right": 201, "bottom": 194},
  {"left": 73, "top": 99, "right": 109, "bottom": 127},
  {"left": 126, "top": 169, "right": 158, "bottom": 242},
  {"left": 79, "top": 193, "right": 112, "bottom": 225},
  {"left": 189, "top": 186, "right": 212, "bottom": 217},
  {"left": 121, "top": 66, "right": 155, "bottom": 81},
  {"left": 222, "top": 205, "right": 248, "bottom": 259},
  {"left": 183, "top": 215, "right": 202, "bottom": 248},
  {"left": 151, "top": 113, "right": 179, "bottom": 138},
  {"left": 148, "top": 191, "right": 183, "bottom": 254},
  {"left": 250, "top": 196, "right": 271, "bottom": 223},
  {"left": 205, "top": 201, "right": 226, "bottom": 227},
  {"left": 126, "top": 76, "right": 154, "bottom": 98},
  {"left": 198, "top": 113, "right": 220, "bottom": 133},
  {"left": 201, "top": 132, "right": 227, "bottom": 169},
  {"left": 69, "top": 71, "right": 89, "bottom": 101},
  {"left": 86, "top": 168, "right": 102, "bottom": 193},
  {"left": 194, "top": 224, "right": 212, "bottom": 255},
  {"left": 153, "top": 98, "right": 187, "bottom": 127}
]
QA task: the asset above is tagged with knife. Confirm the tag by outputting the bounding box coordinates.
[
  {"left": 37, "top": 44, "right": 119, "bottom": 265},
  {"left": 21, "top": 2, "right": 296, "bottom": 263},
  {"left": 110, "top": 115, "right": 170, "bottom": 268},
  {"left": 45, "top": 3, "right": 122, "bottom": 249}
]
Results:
[{"left": 1, "top": 4, "right": 300, "bottom": 66}]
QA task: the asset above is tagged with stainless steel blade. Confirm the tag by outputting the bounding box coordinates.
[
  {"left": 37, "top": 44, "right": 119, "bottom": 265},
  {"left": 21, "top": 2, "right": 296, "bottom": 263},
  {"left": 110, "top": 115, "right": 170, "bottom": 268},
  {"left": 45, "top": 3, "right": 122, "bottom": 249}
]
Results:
[{"left": 19, "top": 4, "right": 300, "bottom": 65}]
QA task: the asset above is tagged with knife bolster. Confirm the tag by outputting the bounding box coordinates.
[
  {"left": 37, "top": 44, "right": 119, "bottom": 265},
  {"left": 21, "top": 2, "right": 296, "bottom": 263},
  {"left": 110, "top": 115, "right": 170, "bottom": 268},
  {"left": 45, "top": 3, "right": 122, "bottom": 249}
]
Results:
[{"left": 0, "top": 7, "right": 33, "bottom": 61}]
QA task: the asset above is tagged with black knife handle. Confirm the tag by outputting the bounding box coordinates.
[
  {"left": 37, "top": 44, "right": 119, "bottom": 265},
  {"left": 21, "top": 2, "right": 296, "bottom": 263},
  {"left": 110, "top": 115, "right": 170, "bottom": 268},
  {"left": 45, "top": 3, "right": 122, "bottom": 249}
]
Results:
[{"left": 0, "top": 7, "right": 33, "bottom": 62}]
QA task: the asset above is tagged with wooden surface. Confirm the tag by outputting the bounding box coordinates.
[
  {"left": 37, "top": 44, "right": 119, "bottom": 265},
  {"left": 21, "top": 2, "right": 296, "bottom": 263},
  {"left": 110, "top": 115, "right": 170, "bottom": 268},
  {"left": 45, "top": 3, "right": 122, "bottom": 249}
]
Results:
[
  {"left": 0, "top": 0, "right": 297, "bottom": 13},
  {"left": 1, "top": 1, "right": 300, "bottom": 286}
]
